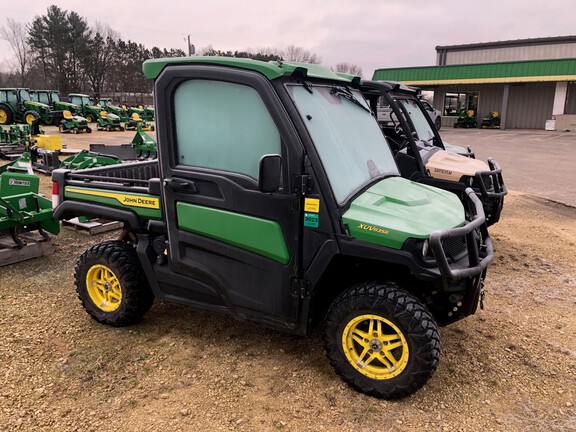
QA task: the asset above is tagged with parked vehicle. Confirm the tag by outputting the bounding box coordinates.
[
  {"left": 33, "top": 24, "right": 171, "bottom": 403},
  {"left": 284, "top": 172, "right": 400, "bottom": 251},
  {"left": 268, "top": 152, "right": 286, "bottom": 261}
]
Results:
[
  {"left": 68, "top": 93, "right": 106, "bottom": 124},
  {"left": 98, "top": 98, "right": 129, "bottom": 122},
  {"left": 377, "top": 94, "right": 442, "bottom": 130},
  {"left": 0, "top": 88, "right": 56, "bottom": 126},
  {"left": 362, "top": 80, "right": 507, "bottom": 226},
  {"left": 52, "top": 57, "right": 493, "bottom": 399},
  {"left": 58, "top": 110, "right": 92, "bottom": 134},
  {"left": 31, "top": 90, "right": 80, "bottom": 123}
]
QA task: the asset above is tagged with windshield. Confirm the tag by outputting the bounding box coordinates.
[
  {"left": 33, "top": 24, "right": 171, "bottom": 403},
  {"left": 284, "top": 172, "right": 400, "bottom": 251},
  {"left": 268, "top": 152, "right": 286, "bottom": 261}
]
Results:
[
  {"left": 289, "top": 84, "right": 399, "bottom": 204},
  {"left": 396, "top": 98, "right": 435, "bottom": 143},
  {"left": 51, "top": 92, "right": 60, "bottom": 102}
]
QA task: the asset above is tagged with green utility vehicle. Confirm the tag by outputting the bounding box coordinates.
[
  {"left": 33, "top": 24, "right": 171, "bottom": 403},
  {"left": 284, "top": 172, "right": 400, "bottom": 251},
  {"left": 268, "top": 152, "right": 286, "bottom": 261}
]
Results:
[
  {"left": 0, "top": 88, "right": 56, "bottom": 126},
  {"left": 31, "top": 90, "right": 80, "bottom": 122},
  {"left": 362, "top": 80, "right": 507, "bottom": 226},
  {"left": 52, "top": 58, "right": 493, "bottom": 399},
  {"left": 68, "top": 93, "right": 106, "bottom": 123}
]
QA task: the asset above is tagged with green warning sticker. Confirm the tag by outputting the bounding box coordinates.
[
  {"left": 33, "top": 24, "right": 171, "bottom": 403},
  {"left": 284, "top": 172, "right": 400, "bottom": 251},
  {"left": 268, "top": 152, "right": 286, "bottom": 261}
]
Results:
[{"left": 304, "top": 212, "right": 319, "bottom": 228}]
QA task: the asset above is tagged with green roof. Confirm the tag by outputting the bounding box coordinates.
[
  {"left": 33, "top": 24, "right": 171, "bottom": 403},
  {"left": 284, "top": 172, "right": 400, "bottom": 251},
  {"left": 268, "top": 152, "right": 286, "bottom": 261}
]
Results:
[
  {"left": 143, "top": 56, "right": 353, "bottom": 83},
  {"left": 373, "top": 58, "right": 576, "bottom": 85}
]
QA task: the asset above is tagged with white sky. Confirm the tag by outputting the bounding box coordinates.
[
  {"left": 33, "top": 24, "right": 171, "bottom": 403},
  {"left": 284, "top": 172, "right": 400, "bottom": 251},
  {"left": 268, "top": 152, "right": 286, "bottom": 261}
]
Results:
[{"left": 1, "top": 1, "right": 576, "bottom": 78}]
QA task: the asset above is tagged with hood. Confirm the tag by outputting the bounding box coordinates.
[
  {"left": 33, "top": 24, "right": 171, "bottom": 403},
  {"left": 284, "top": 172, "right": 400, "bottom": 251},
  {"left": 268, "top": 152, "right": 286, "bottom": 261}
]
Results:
[
  {"left": 24, "top": 101, "right": 50, "bottom": 110},
  {"left": 426, "top": 149, "right": 489, "bottom": 181},
  {"left": 342, "top": 177, "right": 465, "bottom": 249}
]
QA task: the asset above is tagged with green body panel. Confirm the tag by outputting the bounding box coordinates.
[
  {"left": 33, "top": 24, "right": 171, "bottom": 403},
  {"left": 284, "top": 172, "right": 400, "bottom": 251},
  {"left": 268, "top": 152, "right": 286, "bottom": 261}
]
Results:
[
  {"left": 176, "top": 202, "right": 290, "bottom": 264},
  {"left": 373, "top": 58, "right": 576, "bottom": 84},
  {"left": 0, "top": 193, "right": 60, "bottom": 234},
  {"left": 143, "top": 56, "right": 355, "bottom": 83},
  {"left": 342, "top": 177, "right": 465, "bottom": 249},
  {"left": 64, "top": 186, "right": 162, "bottom": 219},
  {"left": 0, "top": 171, "right": 39, "bottom": 196}
]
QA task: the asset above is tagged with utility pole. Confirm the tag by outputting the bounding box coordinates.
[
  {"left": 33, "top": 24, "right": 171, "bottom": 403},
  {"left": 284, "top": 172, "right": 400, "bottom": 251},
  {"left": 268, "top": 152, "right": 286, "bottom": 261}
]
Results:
[{"left": 187, "top": 35, "right": 195, "bottom": 56}]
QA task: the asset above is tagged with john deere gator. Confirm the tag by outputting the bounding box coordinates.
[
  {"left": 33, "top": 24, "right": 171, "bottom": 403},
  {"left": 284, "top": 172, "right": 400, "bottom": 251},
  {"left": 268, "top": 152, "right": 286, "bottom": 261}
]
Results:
[{"left": 52, "top": 57, "right": 494, "bottom": 399}]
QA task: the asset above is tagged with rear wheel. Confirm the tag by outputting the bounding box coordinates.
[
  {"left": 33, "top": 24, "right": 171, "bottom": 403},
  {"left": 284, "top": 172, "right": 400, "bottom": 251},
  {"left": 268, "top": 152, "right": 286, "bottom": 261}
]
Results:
[
  {"left": 324, "top": 282, "right": 440, "bottom": 399},
  {"left": 85, "top": 114, "right": 94, "bottom": 123},
  {"left": 74, "top": 241, "right": 155, "bottom": 326},
  {"left": 434, "top": 117, "right": 441, "bottom": 130},
  {"left": 58, "top": 123, "right": 66, "bottom": 133}
]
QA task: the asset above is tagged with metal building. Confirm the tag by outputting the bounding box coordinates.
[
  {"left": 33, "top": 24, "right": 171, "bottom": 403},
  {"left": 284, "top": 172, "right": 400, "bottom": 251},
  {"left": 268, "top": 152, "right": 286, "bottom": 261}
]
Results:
[{"left": 373, "top": 36, "right": 576, "bottom": 129}]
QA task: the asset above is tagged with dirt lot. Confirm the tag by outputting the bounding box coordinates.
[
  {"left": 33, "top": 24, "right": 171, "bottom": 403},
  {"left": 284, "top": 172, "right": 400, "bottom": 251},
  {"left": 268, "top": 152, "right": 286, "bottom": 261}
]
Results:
[{"left": 1, "top": 130, "right": 575, "bottom": 431}]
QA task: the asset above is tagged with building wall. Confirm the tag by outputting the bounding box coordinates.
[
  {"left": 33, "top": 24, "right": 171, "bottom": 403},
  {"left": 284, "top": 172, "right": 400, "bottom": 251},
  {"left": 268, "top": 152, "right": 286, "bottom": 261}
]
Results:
[
  {"left": 566, "top": 82, "right": 576, "bottom": 114},
  {"left": 506, "top": 82, "right": 555, "bottom": 129},
  {"left": 430, "top": 82, "right": 556, "bottom": 129},
  {"left": 440, "top": 42, "right": 576, "bottom": 65}
]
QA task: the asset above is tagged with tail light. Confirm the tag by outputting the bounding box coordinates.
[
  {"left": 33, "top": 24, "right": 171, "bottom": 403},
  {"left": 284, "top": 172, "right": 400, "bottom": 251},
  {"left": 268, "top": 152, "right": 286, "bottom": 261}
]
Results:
[{"left": 52, "top": 181, "right": 59, "bottom": 209}]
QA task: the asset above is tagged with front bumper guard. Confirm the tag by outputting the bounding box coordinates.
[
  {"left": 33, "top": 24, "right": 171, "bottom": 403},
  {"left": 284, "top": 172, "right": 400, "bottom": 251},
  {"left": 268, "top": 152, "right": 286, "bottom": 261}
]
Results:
[
  {"left": 429, "top": 188, "right": 494, "bottom": 281},
  {"left": 475, "top": 158, "right": 507, "bottom": 199}
]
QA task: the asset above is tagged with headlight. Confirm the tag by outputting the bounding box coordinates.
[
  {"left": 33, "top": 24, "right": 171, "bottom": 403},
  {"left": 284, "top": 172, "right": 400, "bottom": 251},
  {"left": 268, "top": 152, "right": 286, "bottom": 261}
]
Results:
[{"left": 422, "top": 239, "right": 429, "bottom": 257}]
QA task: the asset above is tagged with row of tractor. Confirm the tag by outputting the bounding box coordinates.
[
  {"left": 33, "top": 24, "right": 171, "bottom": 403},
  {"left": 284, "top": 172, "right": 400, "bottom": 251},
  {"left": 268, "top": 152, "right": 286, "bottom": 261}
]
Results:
[
  {"left": 0, "top": 88, "right": 155, "bottom": 134},
  {"left": 2, "top": 58, "right": 508, "bottom": 401}
]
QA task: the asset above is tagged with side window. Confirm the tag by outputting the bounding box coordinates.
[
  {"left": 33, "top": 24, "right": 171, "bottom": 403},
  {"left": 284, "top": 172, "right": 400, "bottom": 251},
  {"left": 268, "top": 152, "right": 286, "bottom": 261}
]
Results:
[
  {"left": 7, "top": 91, "right": 17, "bottom": 104},
  {"left": 173, "top": 80, "right": 281, "bottom": 181}
]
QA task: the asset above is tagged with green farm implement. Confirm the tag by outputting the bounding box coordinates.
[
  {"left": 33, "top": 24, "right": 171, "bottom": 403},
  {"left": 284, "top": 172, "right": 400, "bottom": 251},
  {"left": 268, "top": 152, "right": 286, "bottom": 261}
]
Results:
[
  {"left": 89, "top": 125, "right": 157, "bottom": 159},
  {"left": 60, "top": 150, "right": 121, "bottom": 171},
  {"left": 0, "top": 153, "right": 60, "bottom": 265}
]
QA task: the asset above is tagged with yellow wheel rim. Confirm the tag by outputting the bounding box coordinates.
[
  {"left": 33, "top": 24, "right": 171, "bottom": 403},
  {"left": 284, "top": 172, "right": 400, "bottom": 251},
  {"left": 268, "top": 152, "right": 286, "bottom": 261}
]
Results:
[
  {"left": 86, "top": 264, "right": 122, "bottom": 312},
  {"left": 342, "top": 314, "right": 409, "bottom": 380},
  {"left": 25, "top": 113, "right": 36, "bottom": 125},
  {"left": 0, "top": 109, "right": 7, "bottom": 123}
]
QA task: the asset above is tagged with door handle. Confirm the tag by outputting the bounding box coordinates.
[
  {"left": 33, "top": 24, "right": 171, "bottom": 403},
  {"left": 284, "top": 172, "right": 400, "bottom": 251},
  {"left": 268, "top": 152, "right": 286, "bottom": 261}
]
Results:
[{"left": 164, "top": 178, "right": 198, "bottom": 193}]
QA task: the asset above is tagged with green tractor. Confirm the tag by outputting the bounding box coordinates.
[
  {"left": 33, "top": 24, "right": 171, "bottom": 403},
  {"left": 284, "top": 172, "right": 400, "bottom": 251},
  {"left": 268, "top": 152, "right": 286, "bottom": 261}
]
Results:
[
  {"left": 58, "top": 110, "right": 92, "bottom": 134},
  {"left": 68, "top": 93, "right": 106, "bottom": 124},
  {"left": 481, "top": 111, "right": 501, "bottom": 129},
  {"left": 98, "top": 98, "right": 129, "bottom": 122},
  {"left": 0, "top": 88, "right": 56, "bottom": 126},
  {"left": 31, "top": 90, "right": 80, "bottom": 124}
]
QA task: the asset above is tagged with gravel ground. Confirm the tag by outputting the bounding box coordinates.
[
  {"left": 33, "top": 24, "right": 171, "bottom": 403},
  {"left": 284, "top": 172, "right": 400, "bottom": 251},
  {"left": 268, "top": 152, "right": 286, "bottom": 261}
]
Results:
[{"left": 1, "top": 130, "right": 575, "bottom": 431}]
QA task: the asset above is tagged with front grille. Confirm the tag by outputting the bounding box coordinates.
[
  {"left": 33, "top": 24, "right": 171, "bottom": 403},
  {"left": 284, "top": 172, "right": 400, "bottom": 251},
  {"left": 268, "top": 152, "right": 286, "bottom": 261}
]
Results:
[{"left": 442, "top": 235, "right": 467, "bottom": 261}]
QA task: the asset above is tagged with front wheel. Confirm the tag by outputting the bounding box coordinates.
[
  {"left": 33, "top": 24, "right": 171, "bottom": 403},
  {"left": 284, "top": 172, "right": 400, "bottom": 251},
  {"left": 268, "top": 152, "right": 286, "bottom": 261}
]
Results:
[
  {"left": 74, "top": 241, "right": 155, "bottom": 326},
  {"left": 434, "top": 117, "right": 441, "bottom": 130},
  {"left": 324, "top": 282, "right": 440, "bottom": 399}
]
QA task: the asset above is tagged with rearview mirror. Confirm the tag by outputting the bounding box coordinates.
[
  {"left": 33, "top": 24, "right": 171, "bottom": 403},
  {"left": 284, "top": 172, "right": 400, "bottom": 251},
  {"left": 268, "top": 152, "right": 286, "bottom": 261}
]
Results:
[{"left": 259, "top": 154, "right": 282, "bottom": 193}]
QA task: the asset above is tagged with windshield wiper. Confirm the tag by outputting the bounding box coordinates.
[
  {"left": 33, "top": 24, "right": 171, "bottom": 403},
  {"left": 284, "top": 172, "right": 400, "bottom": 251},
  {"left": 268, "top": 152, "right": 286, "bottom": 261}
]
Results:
[{"left": 330, "top": 87, "right": 371, "bottom": 113}]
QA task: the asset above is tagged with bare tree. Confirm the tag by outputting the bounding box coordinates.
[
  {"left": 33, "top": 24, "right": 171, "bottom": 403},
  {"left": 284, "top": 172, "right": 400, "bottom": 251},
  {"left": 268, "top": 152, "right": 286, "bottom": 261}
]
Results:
[
  {"left": 333, "top": 62, "right": 363, "bottom": 77},
  {"left": 283, "top": 45, "right": 321, "bottom": 64},
  {"left": 0, "top": 18, "right": 31, "bottom": 86}
]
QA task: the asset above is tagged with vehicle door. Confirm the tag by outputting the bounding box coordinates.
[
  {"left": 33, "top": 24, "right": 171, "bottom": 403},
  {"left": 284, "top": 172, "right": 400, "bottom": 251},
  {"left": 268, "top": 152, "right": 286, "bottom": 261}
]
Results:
[{"left": 156, "top": 66, "right": 304, "bottom": 326}]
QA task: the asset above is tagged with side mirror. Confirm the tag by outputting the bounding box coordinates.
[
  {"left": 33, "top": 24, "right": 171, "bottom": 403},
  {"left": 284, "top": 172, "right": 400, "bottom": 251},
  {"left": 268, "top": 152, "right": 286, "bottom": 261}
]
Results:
[{"left": 259, "top": 154, "right": 282, "bottom": 193}]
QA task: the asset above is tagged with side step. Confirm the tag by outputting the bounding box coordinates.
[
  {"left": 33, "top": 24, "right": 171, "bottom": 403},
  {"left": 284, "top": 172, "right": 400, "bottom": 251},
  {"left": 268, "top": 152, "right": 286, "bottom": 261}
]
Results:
[
  {"left": 0, "top": 232, "right": 54, "bottom": 267},
  {"left": 62, "top": 217, "right": 123, "bottom": 235}
]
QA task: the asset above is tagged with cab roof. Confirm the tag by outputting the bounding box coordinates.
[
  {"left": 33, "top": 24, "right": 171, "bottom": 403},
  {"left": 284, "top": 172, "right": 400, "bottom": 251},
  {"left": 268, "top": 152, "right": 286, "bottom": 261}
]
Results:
[{"left": 143, "top": 56, "right": 360, "bottom": 84}]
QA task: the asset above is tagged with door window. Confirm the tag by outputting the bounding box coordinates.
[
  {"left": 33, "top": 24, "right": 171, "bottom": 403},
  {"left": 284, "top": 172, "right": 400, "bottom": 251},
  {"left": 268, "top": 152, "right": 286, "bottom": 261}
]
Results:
[{"left": 174, "top": 80, "right": 281, "bottom": 181}]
